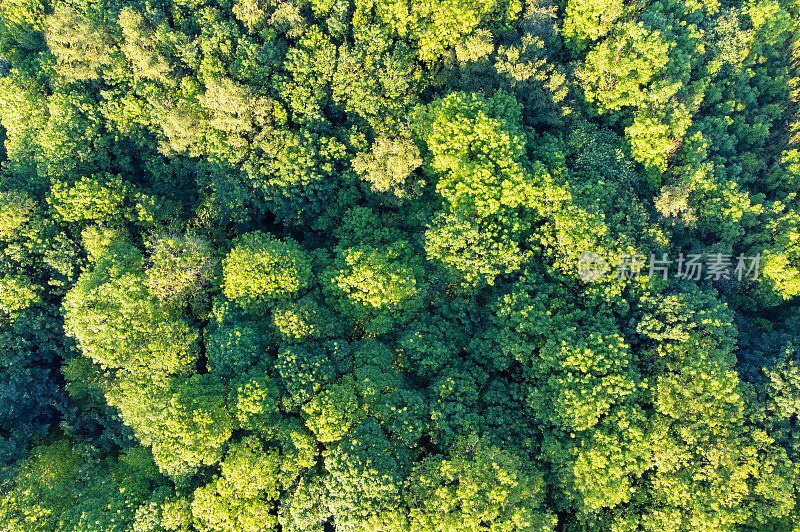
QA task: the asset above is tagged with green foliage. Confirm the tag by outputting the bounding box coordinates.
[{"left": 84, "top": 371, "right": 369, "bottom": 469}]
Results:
[
  {"left": 328, "top": 241, "right": 427, "bottom": 334},
  {"left": 223, "top": 231, "right": 312, "bottom": 308},
  {"left": 323, "top": 418, "right": 411, "bottom": 531},
  {"left": 302, "top": 381, "right": 364, "bottom": 443},
  {"left": 414, "top": 91, "right": 530, "bottom": 219},
  {"left": 62, "top": 241, "right": 200, "bottom": 372},
  {"left": 206, "top": 300, "right": 271, "bottom": 377},
  {"left": 331, "top": 244, "right": 418, "bottom": 306},
  {"left": 0, "top": 0, "right": 47, "bottom": 77},
  {"left": 761, "top": 209, "right": 800, "bottom": 301},
  {"left": 425, "top": 208, "right": 530, "bottom": 286},
  {"left": 48, "top": 175, "right": 129, "bottom": 227},
  {"left": 272, "top": 292, "right": 347, "bottom": 342},
  {"left": 279, "top": 474, "right": 328, "bottom": 532},
  {"left": 4, "top": 0, "right": 800, "bottom": 528},
  {"left": 579, "top": 23, "right": 673, "bottom": 113},
  {"left": 0, "top": 440, "right": 165, "bottom": 532},
  {"left": 405, "top": 434, "right": 556, "bottom": 531},
  {"left": 0, "top": 273, "right": 39, "bottom": 320},
  {"left": 413, "top": 91, "right": 542, "bottom": 286},
  {"left": 44, "top": 6, "right": 115, "bottom": 82},
  {"left": 0, "top": 439, "right": 78, "bottom": 530},
  {"left": 190, "top": 436, "right": 281, "bottom": 531},
  {"left": 117, "top": 7, "right": 175, "bottom": 86},
  {"left": 376, "top": 0, "right": 521, "bottom": 64},
  {"left": 153, "top": 374, "right": 234, "bottom": 480},
  {"left": 145, "top": 232, "right": 218, "bottom": 307},
  {"left": 81, "top": 224, "right": 127, "bottom": 264},
  {"left": 332, "top": 23, "right": 418, "bottom": 126},
  {"left": 245, "top": 128, "right": 350, "bottom": 228},
  {"left": 0, "top": 190, "right": 36, "bottom": 240},
  {"left": 352, "top": 131, "right": 423, "bottom": 198},
  {"left": 274, "top": 341, "right": 353, "bottom": 412},
  {"left": 230, "top": 369, "right": 280, "bottom": 435},
  {"left": 562, "top": 0, "right": 622, "bottom": 52}
]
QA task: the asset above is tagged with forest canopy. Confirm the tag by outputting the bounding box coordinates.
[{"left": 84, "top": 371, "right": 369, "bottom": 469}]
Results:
[{"left": 1, "top": 0, "right": 800, "bottom": 529}]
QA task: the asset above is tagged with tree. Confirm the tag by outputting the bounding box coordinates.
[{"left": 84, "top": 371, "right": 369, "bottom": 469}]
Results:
[
  {"left": 243, "top": 128, "right": 350, "bottom": 228},
  {"left": 425, "top": 208, "right": 530, "bottom": 286},
  {"left": 4, "top": 0, "right": 800, "bottom": 527},
  {"left": 197, "top": 77, "right": 268, "bottom": 149},
  {"left": 0, "top": 308, "right": 68, "bottom": 465},
  {"left": 398, "top": 298, "right": 478, "bottom": 381},
  {"left": 190, "top": 436, "right": 281, "bottom": 531},
  {"left": 0, "top": 273, "right": 39, "bottom": 320},
  {"left": 0, "top": 190, "right": 36, "bottom": 240},
  {"left": 275, "top": 343, "right": 338, "bottom": 412},
  {"left": 578, "top": 22, "right": 673, "bottom": 113},
  {"left": 0, "top": 0, "right": 47, "bottom": 78},
  {"left": 223, "top": 231, "right": 312, "bottom": 309},
  {"left": 62, "top": 240, "right": 200, "bottom": 373},
  {"left": 561, "top": 0, "right": 622, "bottom": 53},
  {"left": 205, "top": 299, "right": 272, "bottom": 378},
  {"left": 44, "top": 6, "right": 116, "bottom": 82},
  {"left": 332, "top": 22, "right": 418, "bottom": 127},
  {"left": 351, "top": 131, "right": 422, "bottom": 198},
  {"left": 0, "top": 440, "right": 166, "bottom": 532},
  {"left": 413, "top": 91, "right": 531, "bottom": 220},
  {"left": 405, "top": 434, "right": 557, "bottom": 531},
  {"left": 412, "top": 91, "right": 541, "bottom": 286},
  {"left": 152, "top": 374, "right": 234, "bottom": 481},
  {"left": 323, "top": 418, "right": 411, "bottom": 531},
  {"left": 302, "top": 380, "right": 364, "bottom": 443},
  {"left": 48, "top": 174, "right": 129, "bottom": 228},
  {"left": 279, "top": 474, "right": 329, "bottom": 532},
  {"left": 327, "top": 241, "right": 427, "bottom": 335},
  {"left": 275, "top": 26, "right": 336, "bottom": 125},
  {"left": 144, "top": 231, "right": 218, "bottom": 308},
  {"left": 760, "top": 209, "right": 800, "bottom": 301},
  {"left": 230, "top": 368, "right": 281, "bottom": 436},
  {"left": 118, "top": 7, "right": 175, "bottom": 86},
  {"left": 271, "top": 292, "right": 349, "bottom": 342},
  {"left": 373, "top": 0, "right": 520, "bottom": 65}
]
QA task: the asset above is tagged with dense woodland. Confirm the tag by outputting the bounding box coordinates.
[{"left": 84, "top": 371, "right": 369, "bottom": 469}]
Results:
[{"left": 0, "top": 0, "right": 799, "bottom": 529}]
